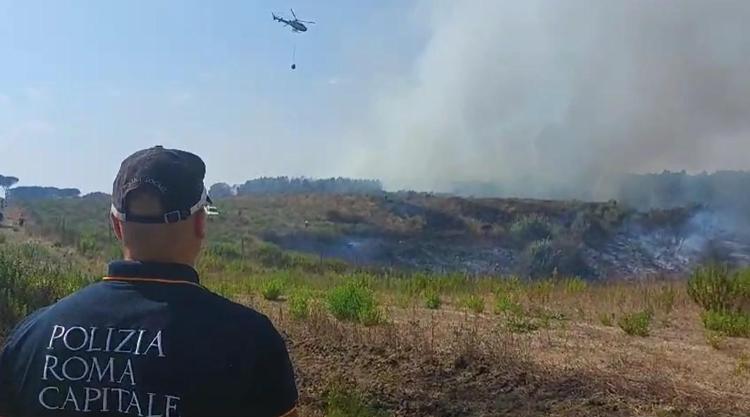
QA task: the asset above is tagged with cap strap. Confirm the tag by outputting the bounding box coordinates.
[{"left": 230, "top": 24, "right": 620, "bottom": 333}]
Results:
[{"left": 111, "top": 187, "right": 210, "bottom": 224}]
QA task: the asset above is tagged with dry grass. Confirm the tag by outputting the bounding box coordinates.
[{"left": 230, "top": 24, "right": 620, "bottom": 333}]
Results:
[{"left": 233, "top": 279, "right": 750, "bottom": 417}]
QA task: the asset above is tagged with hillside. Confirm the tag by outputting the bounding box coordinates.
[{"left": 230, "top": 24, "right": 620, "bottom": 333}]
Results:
[
  {"left": 2, "top": 212, "right": 750, "bottom": 416},
  {"left": 17, "top": 192, "right": 750, "bottom": 279}
]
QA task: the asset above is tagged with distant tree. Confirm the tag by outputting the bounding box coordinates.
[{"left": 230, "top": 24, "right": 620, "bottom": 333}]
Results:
[
  {"left": 209, "top": 183, "right": 235, "bottom": 199},
  {"left": 8, "top": 186, "right": 80, "bottom": 201},
  {"left": 235, "top": 176, "right": 382, "bottom": 196},
  {"left": 0, "top": 175, "right": 19, "bottom": 199}
]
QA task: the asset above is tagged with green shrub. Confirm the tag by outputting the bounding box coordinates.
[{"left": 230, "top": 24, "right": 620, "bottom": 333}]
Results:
[
  {"left": 460, "top": 295, "right": 485, "bottom": 314},
  {"left": 688, "top": 264, "right": 735, "bottom": 312},
  {"left": 0, "top": 243, "right": 94, "bottom": 336},
  {"left": 327, "top": 279, "right": 384, "bottom": 326},
  {"left": 288, "top": 289, "right": 312, "bottom": 320},
  {"left": 493, "top": 293, "right": 523, "bottom": 316},
  {"left": 701, "top": 310, "right": 750, "bottom": 337},
  {"left": 261, "top": 279, "right": 284, "bottom": 301},
  {"left": 618, "top": 310, "right": 653, "bottom": 337},
  {"left": 424, "top": 291, "right": 441, "bottom": 310}
]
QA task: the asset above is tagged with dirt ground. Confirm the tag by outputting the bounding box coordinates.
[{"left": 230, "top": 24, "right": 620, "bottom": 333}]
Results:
[{"left": 247, "top": 297, "right": 750, "bottom": 417}]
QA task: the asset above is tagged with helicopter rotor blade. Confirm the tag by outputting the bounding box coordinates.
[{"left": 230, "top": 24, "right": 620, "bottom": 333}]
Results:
[
  {"left": 290, "top": 8, "right": 297, "bottom": 19},
  {"left": 299, "top": 20, "right": 315, "bottom": 24}
]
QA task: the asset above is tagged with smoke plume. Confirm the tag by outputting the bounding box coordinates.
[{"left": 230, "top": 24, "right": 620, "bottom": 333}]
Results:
[{"left": 349, "top": 0, "right": 750, "bottom": 198}]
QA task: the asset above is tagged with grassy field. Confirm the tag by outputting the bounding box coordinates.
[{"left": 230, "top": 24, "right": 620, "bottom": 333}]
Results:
[{"left": 2, "top": 199, "right": 750, "bottom": 416}]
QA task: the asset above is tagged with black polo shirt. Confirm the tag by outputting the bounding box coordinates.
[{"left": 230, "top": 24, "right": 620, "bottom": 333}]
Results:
[{"left": 0, "top": 261, "right": 298, "bottom": 417}]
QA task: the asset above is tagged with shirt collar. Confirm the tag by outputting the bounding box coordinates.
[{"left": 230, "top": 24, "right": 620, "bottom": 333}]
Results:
[{"left": 106, "top": 260, "right": 200, "bottom": 284}]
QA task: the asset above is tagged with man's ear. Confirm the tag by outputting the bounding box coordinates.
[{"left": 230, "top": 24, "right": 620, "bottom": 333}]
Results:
[
  {"left": 110, "top": 214, "right": 124, "bottom": 242},
  {"left": 193, "top": 210, "right": 207, "bottom": 239}
]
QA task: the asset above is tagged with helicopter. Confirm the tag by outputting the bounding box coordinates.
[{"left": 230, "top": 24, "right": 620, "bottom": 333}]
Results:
[{"left": 272, "top": 9, "right": 314, "bottom": 33}]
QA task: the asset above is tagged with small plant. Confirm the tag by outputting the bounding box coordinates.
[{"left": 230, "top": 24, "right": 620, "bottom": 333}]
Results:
[
  {"left": 705, "top": 331, "right": 726, "bottom": 350},
  {"left": 424, "top": 291, "right": 441, "bottom": 310},
  {"left": 261, "top": 279, "right": 284, "bottom": 301},
  {"left": 599, "top": 312, "right": 615, "bottom": 327},
  {"left": 460, "top": 294, "right": 485, "bottom": 314},
  {"left": 701, "top": 310, "right": 750, "bottom": 338},
  {"left": 618, "top": 310, "right": 653, "bottom": 337},
  {"left": 327, "top": 279, "right": 385, "bottom": 326},
  {"left": 493, "top": 293, "right": 523, "bottom": 316},
  {"left": 288, "top": 289, "right": 312, "bottom": 320}
]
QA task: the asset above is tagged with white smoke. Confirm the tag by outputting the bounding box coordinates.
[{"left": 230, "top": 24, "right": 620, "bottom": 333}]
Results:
[{"left": 346, "top": 0, "right": 750, "bottom": 198}]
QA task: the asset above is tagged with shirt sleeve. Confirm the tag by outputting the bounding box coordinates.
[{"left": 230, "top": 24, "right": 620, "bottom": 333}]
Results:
[{"left": 250, "top": 319, "right": 298, "bottom": 417}]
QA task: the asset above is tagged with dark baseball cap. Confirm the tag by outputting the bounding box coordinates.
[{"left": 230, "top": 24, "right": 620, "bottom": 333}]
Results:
[{"left": 111, "top": 146, "right": 212, "bottom": 224}]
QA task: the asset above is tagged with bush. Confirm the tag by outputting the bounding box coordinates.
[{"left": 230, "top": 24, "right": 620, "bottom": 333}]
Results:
[
  {"left": 510, "top": 215, "right": 552, "bottom": 243},
  {"left": 288, "top": 289, "right": 312, "bottom": 320},
  {"left": 687, "top": 264, "right": 735, "bottom": 312},
  {"left": 0, "top": 243, "right": 94, "bottom": 336},
  {"left": 689, "top": 265, "right": 750, "bottom": 337},
  {"left": 618, "top": 310, "right": 653, "bottom": 337},
  {"left": 424, "top": 291, "right": 441, "bottom": 310},
  {"left": 327, "top": 279, "right": 384, "bottom": 326},
  {"left": 261, "top": 279, "right": 284, "bottom": 301},
  {"left": 701, "top": 310, "right": 750, "bottom": 337}
]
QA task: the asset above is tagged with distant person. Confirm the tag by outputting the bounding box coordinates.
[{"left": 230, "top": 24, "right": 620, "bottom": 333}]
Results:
[{"left": 0, "top": 146, "right": 298, "bottom": 417}]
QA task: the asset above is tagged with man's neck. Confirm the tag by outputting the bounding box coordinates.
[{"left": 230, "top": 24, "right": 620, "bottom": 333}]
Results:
[{"left": 123, "top": 252, "right": 196, "bottom": 267}]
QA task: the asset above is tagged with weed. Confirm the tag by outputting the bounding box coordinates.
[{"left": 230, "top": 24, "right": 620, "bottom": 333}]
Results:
[
  {"left": 288, "top": 289, "right": 312, "bottom": 320},
  {"left": 705, "top": 331, "right": 726, "bottom": 350},
  {"left": 687, "top": 264, "right": 734, "bottom": 312},
  {"left": 424, "top": 291, "right": 441, "bottom": 310},
  {"left": 327, "top": 279, "right": 385, "bottom": 326},
  {"left": 460, "top": 295, "right": 485, "bottom": 314},
  {"left": 701, "top": 310, "right": 750, "bottom": 338},
  {"left": 618, "top": 310, "right": 653, "bottom": 337},
  {"left": 493, "top": 293, "right": 523, "bottom": 316},
  {"left": 261, "top": 279, "right": 284, "bottom": 301}
]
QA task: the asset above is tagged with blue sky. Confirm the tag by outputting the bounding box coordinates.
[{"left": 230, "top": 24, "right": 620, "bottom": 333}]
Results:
[
  {"left": 2, "top": 1, "right": 748, "bottom": 197},
  {"left": 0, "top": 0, "right": 424, "bottom": 193}
]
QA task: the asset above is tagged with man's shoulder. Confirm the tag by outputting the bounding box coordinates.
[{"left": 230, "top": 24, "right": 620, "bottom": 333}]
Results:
[{"left": 200, "top": 289, "right": 276, "bottom": 330}]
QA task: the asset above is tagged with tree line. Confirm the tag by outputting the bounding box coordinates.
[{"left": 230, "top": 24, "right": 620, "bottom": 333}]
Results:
[{"left": 210, "top": 177, "right": 383, "bottom": 199}]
